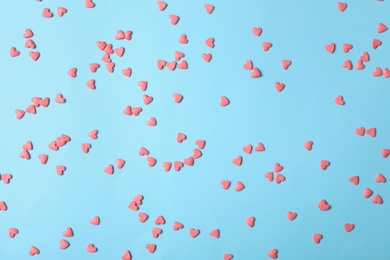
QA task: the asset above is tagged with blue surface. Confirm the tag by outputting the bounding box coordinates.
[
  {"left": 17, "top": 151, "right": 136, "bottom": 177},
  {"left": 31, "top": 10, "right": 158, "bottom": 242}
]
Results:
[{"left": 0, "top": 0, "right": 389, "bottom": 259}]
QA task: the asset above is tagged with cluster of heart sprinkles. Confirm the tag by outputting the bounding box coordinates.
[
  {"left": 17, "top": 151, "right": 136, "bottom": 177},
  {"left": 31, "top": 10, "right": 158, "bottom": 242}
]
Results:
[{"left": 3, "top": 0, "right": 389, "bottom": 259}]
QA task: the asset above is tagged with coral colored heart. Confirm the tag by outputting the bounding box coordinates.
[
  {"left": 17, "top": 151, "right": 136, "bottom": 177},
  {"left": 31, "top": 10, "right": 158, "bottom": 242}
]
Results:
[
  {"left": 220, "top": 96, "right": 230, "bottom": 106},
  {"left": 169, "top": 14, "right": 179, "bottom": 25},
  {"left": 320, "top": 160, "right": 330, "bottom": 170},
  {"left": 195, "top": 140, "right": 205, "bottom": 149},
  {"left": 318, "top": 199, "right": 330, "bottom": 210},
  {"left": 174, "top": 161, "right": 184, "bottom": 171},
  {"left": 344, "top": 223, "right": 354, "bottom": 232},
  {"left": 157, "top": 59, "right": 166, "bottom": 69},
  {"left": 202, "top": 53, "right": 212, "bottom": 62},
  {"left": 0, "top": 201, "right": 7, "bottom": 211},
  {"left": 250, "top": 68, "right": 261, "bottom": 78},
  {"left": 372, "top": 38, "right": 382, "bottom": 50},
  {"left": 104, "top": 164, "right": 114, "bottom": 174},
  {"left": 334, "top": 95, "right": 345, "bottom": 105},
  {"left": 246, "top": 216, "right": 255, "bottom": 227},
  {"left": 162, "top": 162, "right": 172, "bottom": 171},
  {"left": 274, "top": 163, "right": 283, "bottom": 173},
  {"left": 337, "top": 2, "right": 347, "bottom": 12},
  {"left": 178, "top": 60, "right": 188, "bottom": 69},
  {"left": 343, "top": 43, "right": 353, "bottom": 53},
  {"left": 25, "top": 39, "right": 36, "bottom": 49},
  {"left": 349, "top": 176, "right": 359, "bottom": 185},
  {"left": 56, "top": 165, "right": 66, "bottom": 176},
  {"left": 173, "top": 221, "right": 184, "bottom": 231},
  {"left": 42, "top": 8, "right": 53, "bottom": 18},
  {"left": 360, "top": 52, "right": 369, "bottom": 62},
  {"left": 274, "top": 82, "right": 285, "bottom": 92},
  {"left": 193, "top": 149, "right": 202, "bottom": 159},
  {"left": 384, "top": 68, "right": 390, "bottom": 78},
  {"left": 146, "top": 244, "right": 156, "bottom": 253},
  {"left": 55, "top": 93, "right": 66, "bottom": 103},
  {"left": 184, "top": 157, "right": 194, "bottom": 166},
  {"left": 63, "top": 227, "right": 73, "bottom": 237},
  {"left": 87, "top": 244, "right": 97, "bottom": 253},
  {"left": 174, "top": 51, "right": 185, "bottom": 60},
  {"left": 138, "top": 212, "right": 148, "bottom": 222},
  {"left": 355, "top": 60, "right": 365, "bottom": 70},
  {"left": 57, "top": 7, "right": 67, "bottom": 17},
  {"left": 89, "top": 216, "right": 100, "bottom": 225},
  {"left": 38, "top": 154, "right": 48, "bottom": 164},
  {"left": 22, "top": 141, "right": 33, "bottom": 150},
  {"left": 372, "top": 194, "right": 383, "bottom": 204},
  {"left": 147, "top": 117, "right": 157, "bottom": 126},
  {"left": 122, "top": 250, "right": 132, "bottom": 260},
  {"left": 189, "top": 228, "right": 200, "bottom": 238},
  {"left": 29, "top": 51, "right": 40, "bottom": 61},
  {"left": 10, "top": 47, "right": 20, "bottom": 57},
  {"left": 325, "top": 43, "right": 335, "bottom": 53},
  {"left": 152, "top": 228, "right": 162, "bottom": 238},
  {"left": 8, "top": 228, "right": 19, "bottom": 238},
  {"left": 24, "top": 29, "right": 33, "bottom": 38},
  {"left": 115, "top": 30, "right": 125, "bottom": 40},
  {"left": 25, "top": 105, "right": 36, "bottom": 114},
  {"left": 220, "top": 180, "right": 231, "bottom": 190},
  {"left": 342, "top": 60, "right": 352, "bottom": 70},
  {"left": 205, "top": 38, "right": 215, "bottom": 48},
  {"left": 254, "top": 142, "right": 265, "bottom": 151},
  {"left": 143, "top": 95, "right": 153, "bottom": 105},
  {"left": 287, "top": 211, "right": 297, "bottom": 221},
  {"left": 89, "top": 63, "right": 99, "bottom": 72},
  {"left": 382, "top": 149, "right": 390, "bottom": 158},
  {"left": 355, "top": 127, "right": 365, "bottom": 136},
  {"left": 96, "top": 41, "right": 107, "bottom": 50},
  {"left": 60, "top": 239, "right": 70, "bottom": 249},
  {"left": 85, "top": 79, "right": 96, "bottom": 89},
  {"left": 85, "top": 0, "right": 96, "bottom": 8},
  {"left": 89, "top": 130, "right": 98, "bottom": 139},
  {"left": 106, "top": 62, "right": 115, "bottom": 73},
  {"left": 134, "top": 195, "right": 143, "bottom": 205},
  {"left": 81, "top": 143, "right": 91, "bottom": 153},
  {"left": 304, "top": 141, "right": 313, "bottom": 151},
  {"left": 373, "top": 67, "right": 383, "bottom": 77},
  {"left": 2, "top": 174, "right": 12, "bottom": 184},
  {"left": 147, "top": 157, "right": 157, "bottom": 167},
  {"left": 157, "top": 1, "right": 167, "bottom": 11},
  {"left": 235, "top": 181, "right": 245, "bottom": 191},
  {"left": 115, "top": 159, "right": 125, "bottom": 169},
  {"left": 264, "top": 172, "right": 274, "bottom": 181},
  {"left": 178, "top": 34, "right": 188, "bottom": 44},
  {"left": 366, "top": 128, "right": 376, "bottom": 137},
  {"left": 137, "top": 81, "right": 147, "bottom": 91},
  {"left": 209, "top": 229, "right": 220, "bottom": 238},
  {"left": 29, "top": 246, "right": 40, "bottom": 256},
  {"left": 224, "top": 254, "right": 234, "bottom": 260},
  {"left": 139, "top": 147, "right": 149, "bottom": 156},
  {"left": 276, "top": 174, "right": 285, "bottom": 184},
  {"left": 176, "top": 133, "right": 186, "bottom": 143},
  {"left": 20, "top": 150, "right": 30, "bottom": 159},
  {"left": 376, "top": 174, "right": 386, "bottom": 183},
  {"left": 166, "top": 61, "right": 177, "bottom": 71},
  {"left": 68, "top": 67, "right": 77, "bottom": 78},
  {"left": 243, "top": 60, "right": 253, "bottom": 70},
  {"left": 252, "top": 27, "right": 262, "bottom": 36},
  {"left": 242, "top": 144, "right": 252, "bottom": 154},
  {"left": 268, "top": 249, "right": 278, "bottom": 259},
  {"left": 128, "top": 201, "right": 138, "bottom": 211},
  {"left": 377, "top": 23, "right": 388, "bottom": 33},
  {"left": 282, "top": 60, "right": 292, "bottom": 70},
  {"left": 39, "top": 97, "right": 50, "bottom": 107},
  {"left": 313, "top": 234, "right": 323, "bottom": 244},
  {"left": 115, "top": 47, "right": 125, "bottom": 57},
  {"left": 363, "top": 188, "right": 373, "bottom": 198},
  {"left": 232, "top": 156, "right": 242, "bottom": 166},
  {"left": 171, "top": 93, "right": 183, "bottom": 103},
  {"left": 204, "top": 4, "right": 214, "bottom": 14},
  {"left": 262, "top": 42, "right": 273, "bottom": 51}
]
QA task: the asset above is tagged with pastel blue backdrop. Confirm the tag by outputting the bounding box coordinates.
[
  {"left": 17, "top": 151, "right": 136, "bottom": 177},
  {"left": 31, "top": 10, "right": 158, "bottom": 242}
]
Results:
[{"left": 0, "top": 0, "right": 389, "bottom": 259}]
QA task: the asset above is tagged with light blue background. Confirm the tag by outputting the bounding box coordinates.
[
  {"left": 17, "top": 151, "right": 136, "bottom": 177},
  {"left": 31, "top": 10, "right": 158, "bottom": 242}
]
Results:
[{"left": 0, "top": 0, "right": 389, "bottom": 259}]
